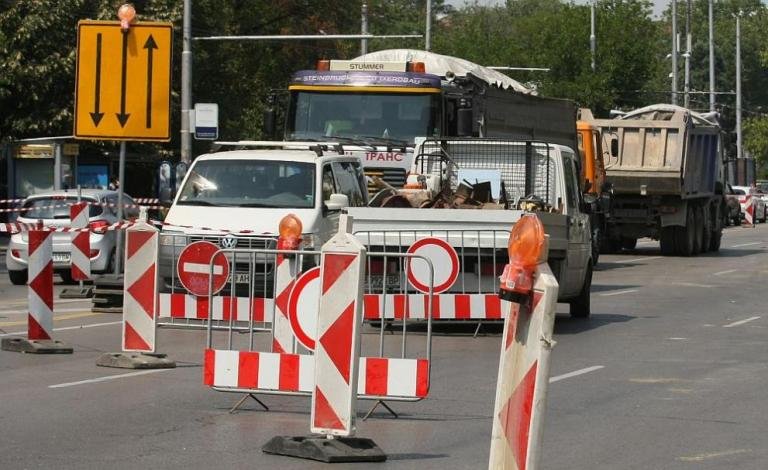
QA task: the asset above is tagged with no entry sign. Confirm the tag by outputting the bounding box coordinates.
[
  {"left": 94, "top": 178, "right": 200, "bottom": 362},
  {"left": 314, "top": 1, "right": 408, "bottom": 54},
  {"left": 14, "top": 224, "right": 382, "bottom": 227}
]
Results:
[
  {"left": 406, "top": 237, "right": 459, "bottom": 294},
  {"left": 176, "top": 241, "right": 229, "bottom": 297},
  {"left": 288, "top": 266, "right": 321, "bottom": 350}
]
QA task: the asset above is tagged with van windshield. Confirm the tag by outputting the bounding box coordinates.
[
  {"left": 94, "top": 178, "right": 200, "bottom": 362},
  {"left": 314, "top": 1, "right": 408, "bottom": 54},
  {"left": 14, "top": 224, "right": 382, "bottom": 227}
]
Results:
[{"left": 177, "top": 160, "right": 315, "bottom": 208}]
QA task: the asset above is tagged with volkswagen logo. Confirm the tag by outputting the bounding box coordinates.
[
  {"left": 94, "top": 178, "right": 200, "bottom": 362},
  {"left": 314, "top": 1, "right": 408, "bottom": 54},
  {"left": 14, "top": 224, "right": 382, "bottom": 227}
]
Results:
[{"left": 220, "top": 235, "right": 237, "bottom": 249}]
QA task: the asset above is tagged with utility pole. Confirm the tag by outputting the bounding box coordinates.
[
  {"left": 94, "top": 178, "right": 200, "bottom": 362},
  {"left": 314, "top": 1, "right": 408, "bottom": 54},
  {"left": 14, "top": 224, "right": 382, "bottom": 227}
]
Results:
[
  {"left": 180, "top": 0, "right": 192, "bottom": 164},
  {"left": 361, "top": 1, "right": 368, "bottom": 56},
  {"left": 684, "top": 0, "right": 692, "bottom": 108},
  {"left": 708, "top": 0, "right": 715, "bottom": 112},
  {"left": 671, "top": 0, "right": 678, "bottom": 105},
  {"left": 590, "top": 1, "right": 596, "bottom": 72},
  {"left": 735, "top": 11, "right": 742, "bottom": 159},
  {"left": 425, "top": 0, "right": 432, "bottom": 51}
]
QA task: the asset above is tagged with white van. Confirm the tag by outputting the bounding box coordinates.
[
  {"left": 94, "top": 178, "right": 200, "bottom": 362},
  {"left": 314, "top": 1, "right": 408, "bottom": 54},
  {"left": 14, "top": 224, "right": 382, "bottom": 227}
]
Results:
[{"left": 158, "top": 148, "right": 368, "bottom": 293}]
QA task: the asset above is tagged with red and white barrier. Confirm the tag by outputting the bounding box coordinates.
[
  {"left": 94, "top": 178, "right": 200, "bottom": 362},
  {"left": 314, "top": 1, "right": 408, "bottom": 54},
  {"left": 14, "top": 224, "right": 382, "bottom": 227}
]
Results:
[
  {"left": 28, "top": 230, "right": 54, "bottom": 340},
  {"left": 310, "top": 218, "right": 366, "bottom": 437},
  {"left": 744, "top": 196, "right": 754, "bottom": 226},
  {"left": 489, "top": 263, "right": 558, "bottom": 470},
  {"left": 159, "top": 293, "right": 273, "bottom": 322},
  {"left": 363, "top": 293, "right": 503, "bottom": 320},
  {"left": 272, "top": 254, "right": 299, "bottom": 353},
  {"left": 70, "top": 202, "right": 90, "bottom": 281},
  {"left": 204, "top": 350, "right": 429, "bottom": 399},
  {"left": 122, "top": 219, "right": 159, "bottom": 352}
]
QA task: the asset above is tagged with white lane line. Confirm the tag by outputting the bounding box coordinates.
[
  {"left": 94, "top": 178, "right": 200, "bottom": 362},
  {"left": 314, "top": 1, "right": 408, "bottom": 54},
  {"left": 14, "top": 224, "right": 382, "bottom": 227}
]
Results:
[
  {"left": 713, "top": 269, "right": 737, "bottom": 276},
  {"left": 599, "top": 289, "right": 639, "bottom": 297},
  {"left": 549, "top": 365, "right": 604, "bottom": 383},
  {"left": 618, "top": 256, "right": 662, "bottom": 264},
  {"left": 49, "top": 369, "right": 172, "bottom": 389},
  {"left": 0, "top": 321, "right": 121, "bottom": 337},
  {"left": 723, "top": 316, "right": 761, "bottom": 328},
  {"left": 0, "top": 307, "right": 93, "bottom": 315},
  {"left": 672, "top": 282, "right": 715, "bottom": 288},
  {"left": 730, "top": 242, "right": 761, "bottom": 248}
]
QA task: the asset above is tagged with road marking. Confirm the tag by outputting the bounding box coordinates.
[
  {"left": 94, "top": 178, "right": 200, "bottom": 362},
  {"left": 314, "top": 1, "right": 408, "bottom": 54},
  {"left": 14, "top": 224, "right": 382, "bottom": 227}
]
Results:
[
  {"left": 49, "top": 369, "right": 172, "bottom": 389},
  {"left": 0, "top": 320, "right": 121, "bottom": 337},
  {"left": 678, "top": 449, "right": 751, "bottom": 462},
  {"left": 0, "top": 310, "right": 102, "bottom": 327},
  {"left": 723, "top": 316, "right": 761, "bottom": 328},
  {"left": 730, "top": 242, "right": 761, "bottom": 248},
  {"left": 713, "top": 269, "right": 737, "bottom": 276},
  {"left": 0, "top": 306, "right": 94, "bottom": 316},
  {"left": 549, "top": 365, "right": 604, "bottom": 383},
  {"left": 672, "top": 282, "right": 715, "bottom": 288},
  {"left": 599, "top": 289, "right": 638, "bottom": 297},
  {"left": 620, "top": 256, "right": 662, "bottom": 263}
]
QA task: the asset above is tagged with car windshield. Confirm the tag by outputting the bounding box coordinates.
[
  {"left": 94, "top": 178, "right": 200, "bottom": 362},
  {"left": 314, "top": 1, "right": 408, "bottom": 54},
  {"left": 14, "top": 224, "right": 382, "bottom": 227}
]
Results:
[
  {"left": 287, "top": 91, "right": 440, "bottom": 144},
  {"left": 21, "top": 197, "right": 102, "bottom": 219},
  {"left": 733, "top": 189, "right": 746, "bottom": 195},
  {"left": 177, "top": 160, "right": 315, "bottom": 208}
]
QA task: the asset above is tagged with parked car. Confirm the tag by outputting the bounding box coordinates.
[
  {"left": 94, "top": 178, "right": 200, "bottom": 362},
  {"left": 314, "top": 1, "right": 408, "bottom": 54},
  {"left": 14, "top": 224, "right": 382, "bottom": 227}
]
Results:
[
  {"left": 732, "top": 185, "right": 767, "bottom": 223},
  {"left": 724, "top": 184, "right": 742, "bottom": 226},
  {"left": 5, "top": 189, "right": 139, "bottom": 285}
]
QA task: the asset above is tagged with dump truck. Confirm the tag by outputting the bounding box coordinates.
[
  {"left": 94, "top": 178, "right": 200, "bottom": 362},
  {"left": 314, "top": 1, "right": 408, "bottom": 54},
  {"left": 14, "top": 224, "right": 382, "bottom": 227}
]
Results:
[
  {"left": 576, "top": 117, "right": 611, "bottom": 263},
  {"left": 264, "top": 49, "right": 577, "bottom": 188},
  {"left": 347, "top": 138, "right": 594, "bottom": 318},
  {"left": 583, "top": 104, "right": 726, "bottom": 256}
]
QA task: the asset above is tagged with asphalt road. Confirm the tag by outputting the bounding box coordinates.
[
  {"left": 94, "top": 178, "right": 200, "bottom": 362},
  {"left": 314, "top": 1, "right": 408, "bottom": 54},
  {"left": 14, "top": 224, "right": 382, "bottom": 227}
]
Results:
[{"left": 0, "top": 225, "right": 766, "bottom": 469}]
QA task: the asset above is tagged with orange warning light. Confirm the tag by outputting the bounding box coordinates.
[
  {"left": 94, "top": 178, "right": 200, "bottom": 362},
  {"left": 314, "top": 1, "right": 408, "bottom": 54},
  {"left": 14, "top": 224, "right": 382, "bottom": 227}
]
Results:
[
  {"left": 118, "top": 4, "right": 136, "bottom": 31},
  {"left": 278, "top": 213, "right": 303, "bottom": 251},
  {"left": 499, "top": 214, "right": 545, "bottom": 299}
]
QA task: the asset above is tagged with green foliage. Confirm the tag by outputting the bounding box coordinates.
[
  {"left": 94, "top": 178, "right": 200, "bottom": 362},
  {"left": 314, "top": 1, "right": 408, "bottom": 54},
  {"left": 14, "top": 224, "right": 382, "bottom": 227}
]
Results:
[{"left": 744, "top": 116, "right": 768, "bottom": 166}]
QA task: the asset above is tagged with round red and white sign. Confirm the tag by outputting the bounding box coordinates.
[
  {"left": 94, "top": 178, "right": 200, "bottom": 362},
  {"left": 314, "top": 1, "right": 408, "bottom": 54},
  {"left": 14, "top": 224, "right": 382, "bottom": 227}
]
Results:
[
  {"left": 406, "top": 237, "right": 459, "bottom": 294},
  {"left": 176, "top": 241, "right": 230, "bottom": 297},
  {"left": 288, "top": 266, "right": 321, "bottom": 350}
]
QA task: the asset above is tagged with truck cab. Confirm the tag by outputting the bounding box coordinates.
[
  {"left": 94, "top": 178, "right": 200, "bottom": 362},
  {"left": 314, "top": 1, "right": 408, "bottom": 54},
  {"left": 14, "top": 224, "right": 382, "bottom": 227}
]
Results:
[{"left": 158, "top": 147, "right": 368, "bottom": 293}]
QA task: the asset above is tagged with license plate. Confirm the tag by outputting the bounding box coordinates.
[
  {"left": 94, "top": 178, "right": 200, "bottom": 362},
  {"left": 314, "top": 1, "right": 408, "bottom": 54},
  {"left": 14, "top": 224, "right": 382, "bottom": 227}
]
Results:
[
  {"left": 367, "top": 274, "right": 401, "bottom": 289},
  {"left": 52, "top": 253, "right": 71, "bottom": 263}
]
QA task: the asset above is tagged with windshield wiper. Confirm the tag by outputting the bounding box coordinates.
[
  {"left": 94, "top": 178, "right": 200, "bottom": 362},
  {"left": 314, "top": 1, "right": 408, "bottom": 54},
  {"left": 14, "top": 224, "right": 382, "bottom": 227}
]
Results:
[
  {"left": 238, "top": 202, "right": 272, "bottom": 208},
  {"left": 176, "top": 200, "right": 220, "bottom": 206}
]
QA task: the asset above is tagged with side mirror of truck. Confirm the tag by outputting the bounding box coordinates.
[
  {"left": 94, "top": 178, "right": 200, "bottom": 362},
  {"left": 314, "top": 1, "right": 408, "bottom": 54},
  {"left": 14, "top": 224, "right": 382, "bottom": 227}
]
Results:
[
  {"left": 263, "top": 108, "right": 276, "bottom": 139},
  {"left": 456, "top": 108, "right": 473, "bottom": 137},
  {"left": 323, "top": 193, "right": 349, "bottom": 216},
  {"left": 610, "top": 137, "right": 619, "bottom": 158}
]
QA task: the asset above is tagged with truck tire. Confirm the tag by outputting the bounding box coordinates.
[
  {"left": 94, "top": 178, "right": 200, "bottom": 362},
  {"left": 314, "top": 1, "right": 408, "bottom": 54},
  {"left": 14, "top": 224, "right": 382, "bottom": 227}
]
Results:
[
  {"left": 569, "top": 263, "right": 592, "bottom": 319},
  {"left": 709, "top": 227, "right": 722, "bottom": 252},
  {"left": 659, "top": 226, "right": 676, "bottom": 256},
  {"left": 675, "top": 207, "right": 696, "bottom": 256},
  {"left": 692, "top": 206, "right": 704, "bottom": 255},
  {"left": 620, "top": 237, "right": 637, "bottom": 250}
]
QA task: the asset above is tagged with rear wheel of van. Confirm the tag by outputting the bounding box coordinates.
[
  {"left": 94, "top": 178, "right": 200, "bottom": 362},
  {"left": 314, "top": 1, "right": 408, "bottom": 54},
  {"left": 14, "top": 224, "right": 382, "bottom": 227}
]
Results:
[
  {"left": 569, "top": 263, "right": 592, "bottom": 319},
  {"left": 9, "top": 269, "right": 27, "bottom": 286}
]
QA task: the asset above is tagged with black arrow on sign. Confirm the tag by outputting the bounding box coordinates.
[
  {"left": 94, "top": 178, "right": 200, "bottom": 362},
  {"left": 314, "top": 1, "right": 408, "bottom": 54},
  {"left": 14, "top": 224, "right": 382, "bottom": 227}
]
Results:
[
  {"left": 143, "top": 35, "right": 158, "bottom": 128},
  {"left": 115, "top": 29, "right": 130, "bottom": 127},
  {"left": 89, "top": 33, "right": 104, "bottom": 126}
]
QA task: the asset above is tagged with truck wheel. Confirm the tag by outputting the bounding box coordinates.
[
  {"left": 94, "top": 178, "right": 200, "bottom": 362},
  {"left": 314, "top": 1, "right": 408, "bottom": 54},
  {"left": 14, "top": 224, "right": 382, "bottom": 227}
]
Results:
[
  {"left": 659, "top": 226, "right": 676, "bottom": 255},
  {"left": 692, "top": 206, "right": 704, "bottom": 255},
  {"left": 701, "top": 208, "right": 713, "bottom": 253},
  {"left": 709, "top": 227, "right": 722, "bottom": 252},
  {"left": 569, "top": 263, "right": 592, "bottom": 319},
  {"left": 620, "top": 237, "right": 637, "bottom": 250},
  {"left": 675, "top": 207, "right": 696, "bottom": 256}
]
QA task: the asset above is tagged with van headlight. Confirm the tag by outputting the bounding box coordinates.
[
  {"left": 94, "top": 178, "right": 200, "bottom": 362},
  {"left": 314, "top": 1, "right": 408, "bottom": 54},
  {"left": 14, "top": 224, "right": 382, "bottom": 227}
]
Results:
[{"left": 159, "top": 232, "right": 187, "bottom": 246}]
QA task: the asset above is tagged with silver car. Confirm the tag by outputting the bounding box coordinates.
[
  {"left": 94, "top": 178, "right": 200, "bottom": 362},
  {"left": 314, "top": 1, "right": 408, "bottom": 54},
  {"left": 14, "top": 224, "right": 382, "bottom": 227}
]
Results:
[{"left": 5, "top": 189, "right": 139, "bottom": 285}]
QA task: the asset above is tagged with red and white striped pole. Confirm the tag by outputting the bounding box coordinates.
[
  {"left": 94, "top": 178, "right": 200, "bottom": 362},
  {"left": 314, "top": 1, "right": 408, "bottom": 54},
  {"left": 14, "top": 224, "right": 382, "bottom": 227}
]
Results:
[
  {"left": 97, "top": 208, "right": 174, "bottom": 368},
  {"left": 489, "top": 263, "right": 559, "bottom": 470},
  {"left": 28, "top": 229, "right": 54, "bottom": 340},
  {"left": 744, "top": 195, "right": 754, "bottom": 226},
  {"left": 2, "top": 227, "right": 72, "bottom": 353},
  {"left": 70, "top": 202, "right": 91, "bottom": 281}
]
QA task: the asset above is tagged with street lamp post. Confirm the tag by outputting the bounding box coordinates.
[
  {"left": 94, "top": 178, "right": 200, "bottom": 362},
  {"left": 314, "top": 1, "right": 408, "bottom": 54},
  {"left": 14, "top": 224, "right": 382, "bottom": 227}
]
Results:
[
  {"left": 709, "top": 0, "right": 715, "bottom": 112},
  {"left": 671, "top": 0, "right": 678, "bottom": 105},
  {"left": 590, "top": 1, "right": 596, "bottom": 72},
  {"left": 735, "top": 11, "right": 742, "bottom": 159}
]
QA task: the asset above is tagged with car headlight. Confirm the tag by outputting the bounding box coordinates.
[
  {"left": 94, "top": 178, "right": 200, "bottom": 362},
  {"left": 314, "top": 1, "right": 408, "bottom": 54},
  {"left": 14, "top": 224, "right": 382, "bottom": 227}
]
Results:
[{"left": 159, "top": 233, "right": 187, "bottom": 246}]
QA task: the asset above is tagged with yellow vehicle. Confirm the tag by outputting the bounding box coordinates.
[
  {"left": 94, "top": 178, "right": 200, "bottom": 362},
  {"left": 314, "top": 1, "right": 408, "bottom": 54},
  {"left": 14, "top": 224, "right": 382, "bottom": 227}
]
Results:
[{"left": 576, "top": 116, "right": 611, "bottom": 262}]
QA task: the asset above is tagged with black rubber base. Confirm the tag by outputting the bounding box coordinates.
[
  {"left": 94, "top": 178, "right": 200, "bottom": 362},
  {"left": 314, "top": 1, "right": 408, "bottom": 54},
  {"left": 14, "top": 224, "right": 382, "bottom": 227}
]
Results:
[{"left": 262, "top": 435, "right": 387, "bottom": 463}]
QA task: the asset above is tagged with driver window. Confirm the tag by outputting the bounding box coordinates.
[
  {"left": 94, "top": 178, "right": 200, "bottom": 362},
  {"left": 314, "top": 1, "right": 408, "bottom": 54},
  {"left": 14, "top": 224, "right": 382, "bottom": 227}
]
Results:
[{"left": 322, "top": 165, "right": 336, "bottom": 201}]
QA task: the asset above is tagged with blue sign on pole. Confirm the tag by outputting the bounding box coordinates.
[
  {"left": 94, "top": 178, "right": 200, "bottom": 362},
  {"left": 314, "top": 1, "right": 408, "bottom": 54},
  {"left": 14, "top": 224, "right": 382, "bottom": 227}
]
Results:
[{"left": 194, "top": 103, "right": 218, "bottom": 140}]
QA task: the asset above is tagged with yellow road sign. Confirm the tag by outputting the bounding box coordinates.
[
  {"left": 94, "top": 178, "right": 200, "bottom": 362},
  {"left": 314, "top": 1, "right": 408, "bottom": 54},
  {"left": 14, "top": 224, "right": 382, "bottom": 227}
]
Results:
[{"left": 74, "top": 20, "right": 172, "bottom": 141}]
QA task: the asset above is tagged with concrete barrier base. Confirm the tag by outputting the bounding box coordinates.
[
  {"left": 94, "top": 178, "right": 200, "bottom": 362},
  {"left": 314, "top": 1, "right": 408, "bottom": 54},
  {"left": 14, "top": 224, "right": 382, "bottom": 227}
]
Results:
[
  {"left": 96, "top": 352, "right": 176, "bottom": 369},
  {"left": 1, "top": 337, "right": 73, "bottom": 354},
  {"left": 262, "top": 435, "right": 386, "bottom": 463}
]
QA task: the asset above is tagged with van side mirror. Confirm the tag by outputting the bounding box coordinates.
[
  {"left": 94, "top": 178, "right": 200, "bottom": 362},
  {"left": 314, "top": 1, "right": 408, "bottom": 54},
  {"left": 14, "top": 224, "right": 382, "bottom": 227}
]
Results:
[
  {"left": 323, "top": 193, "right": 349, "bottom": 215},
  {"left": 610, "top": 137, "right": 619, "bottom": 158},
  {"left": 456, "top": 108, "right": 473, "bottom": 137},
  {"left": 262, "top": 93, "right": 278, "bottom": 139}
]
